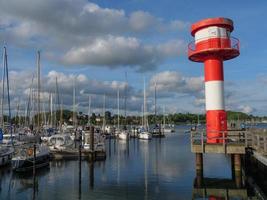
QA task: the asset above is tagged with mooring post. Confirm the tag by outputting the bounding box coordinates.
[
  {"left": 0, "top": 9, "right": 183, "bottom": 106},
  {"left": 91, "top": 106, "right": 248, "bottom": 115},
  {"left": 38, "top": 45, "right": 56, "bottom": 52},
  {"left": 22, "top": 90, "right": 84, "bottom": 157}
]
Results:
[
  {"left": 79, "top": 133, "right": 82, "bottom": 164},
  {"left": 78, "top": 150, "right": 82, "bottom": 200},
  {"left": 195, "top": 153, "right": 203, "bottom": 187},
  {"left": 89, "top": 162, "right": 94, "bottom": 189},
  {"left": 33, "top": 144, "right": 36, "bottom": 176},
  {"left": 264, "top": 136, "right": 267, "bottom": 153},
  {"left": 78, "top": 131, "right": 82, "bottom": 199},
  {"left": 231, "top": 154, "right": 235, "bottom": 180},
  {"left": 233, "top": 154, "right": 242, "bottom": 188},
  {"left": 90, "top": 126, "right": 95, "bottom": 161},
  {"left": 32, "top": 144, "right": 37, "bottom": 199}
]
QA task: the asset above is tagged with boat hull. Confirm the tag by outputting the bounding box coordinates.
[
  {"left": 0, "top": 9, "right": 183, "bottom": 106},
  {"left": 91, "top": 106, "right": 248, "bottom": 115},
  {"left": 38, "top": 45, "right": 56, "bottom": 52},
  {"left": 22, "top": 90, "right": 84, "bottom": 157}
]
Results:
[
  {"left": 12, "top": 154, "right": 50, "bottom": 172},
  {"left": 118, "top": 132, "right": 129, "bottom": 140},
  {"left": 0, "top": 150, "right": 13, "bottom": 167},
  {"left": 138, "top": 132, "right": 152, "bottom": 140}
]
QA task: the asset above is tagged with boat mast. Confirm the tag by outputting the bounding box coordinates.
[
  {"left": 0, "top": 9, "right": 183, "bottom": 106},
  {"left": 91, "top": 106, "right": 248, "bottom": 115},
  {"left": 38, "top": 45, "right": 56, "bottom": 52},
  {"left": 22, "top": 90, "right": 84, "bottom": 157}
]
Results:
[
  {"left": 154, "top": 81, "right": 157, "bottom": 125},
  {"left": 60, "top": 99, "right": 63, "bottom": 131},
  {"left": 2, "top": 47, "right": 13, "bottom": 143},
  {"left": 72, "top": 77, "right": 76, "bottom": 128},
  {"left": 102, "top": 94, "right": 106, "bottom": 132},
  {"left": 16, "top": 99, "right": 20, "bottom": 127},
  {"left": 55, "top": 76, "right": 60, "bottom": 129},
  {"left": 117, "top": 89, "right": 120, "bottom": 130},
  {"left": 143, "top": 77, "right": 147, "bottom": 131},
  {"left": 141, "top": 104, "right": 144, "bottom": 128},
  {"left": 26, "top": 74, "right": 34, "bottom": 126},
  {"left": 88, "top": 95, "right": 91, "bottom": 126},
  {"left": 50, "top": 93, "right": 53, "bottom": 127},
  {"left": 124, "top": 72, "right": 127, "bottom": 127},
  {"left": 24, "top": 101, "right": 27, "bottom": 127},
  {"left": 37, "top": 51, "right": 41, "bottom": 134},
  {"left": 42, "top": 101, "right": 46, "bottom": 126},
  {"left": 1, "top": 47, "right": 6, "bottom": 129},
  {"left": 163, "top": 106, "right": 166, "bottom": 130}
]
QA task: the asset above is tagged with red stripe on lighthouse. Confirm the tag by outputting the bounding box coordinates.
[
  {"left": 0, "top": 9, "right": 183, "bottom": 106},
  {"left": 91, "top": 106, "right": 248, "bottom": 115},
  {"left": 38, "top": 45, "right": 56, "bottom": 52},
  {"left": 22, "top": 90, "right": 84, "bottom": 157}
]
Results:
[{"left": 204, "top": 58, "right": 224, "bottom": 81}]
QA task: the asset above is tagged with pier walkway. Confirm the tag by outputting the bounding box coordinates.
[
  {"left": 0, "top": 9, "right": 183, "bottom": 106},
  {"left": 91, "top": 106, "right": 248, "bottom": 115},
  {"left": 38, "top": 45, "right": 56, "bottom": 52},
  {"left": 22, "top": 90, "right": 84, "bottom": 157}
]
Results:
[{"left": 190, "top": 129, "right": 267, "bottom": 155}]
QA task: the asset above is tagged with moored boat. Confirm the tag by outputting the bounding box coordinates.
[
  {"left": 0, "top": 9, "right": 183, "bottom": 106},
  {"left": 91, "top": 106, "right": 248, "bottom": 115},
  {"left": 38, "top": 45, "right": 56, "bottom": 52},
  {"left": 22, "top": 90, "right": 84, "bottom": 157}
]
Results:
[
  {"left": 118, "top": 130, "right": 129, "bottom": 140},
  {"left": 138, "top": 131, "right": 152, "bottom": 140},
  {"left": 0, "top": 145, "right": 14, "bottom": 166},
  {"left": 48, "top": 134, "right": 74, "bottom": 150},
  {"left": 12, "top": 144, "right": 50, "bottom": 172}
]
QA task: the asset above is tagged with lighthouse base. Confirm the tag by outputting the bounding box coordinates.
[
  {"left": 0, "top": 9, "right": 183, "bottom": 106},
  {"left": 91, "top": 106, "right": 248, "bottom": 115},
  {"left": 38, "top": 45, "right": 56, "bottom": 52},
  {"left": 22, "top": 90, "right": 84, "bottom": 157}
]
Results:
[{"left": 206, "top": 110, "right": 227, "bottom": 143}]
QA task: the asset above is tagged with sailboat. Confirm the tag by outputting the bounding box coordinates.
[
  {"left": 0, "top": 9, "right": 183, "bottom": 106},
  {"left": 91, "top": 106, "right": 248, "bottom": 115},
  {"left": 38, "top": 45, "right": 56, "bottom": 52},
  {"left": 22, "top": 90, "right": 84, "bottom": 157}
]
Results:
[
  {"left": 102, "top": 94, "right": 114, "bottom": 135},
  {"left": 0, "top": 46, "right": 14, "bottom": 167},
  {"left": 162, "top": 106, "right": 175, "bottom": 133},
  {"left": 117, "top": 87, "right": 129, "bottom": 140},
  {"left": 12, "top": 143, "right": 50, "bottom": 172},
  {"left": 12, "top": 51, "right": 50, "bottom": 172},
  {"left": 138, "top": 78, "right": 152, "bottom": 140},
  {"left": 151, "top": 81, "right": 165, "bottom": 137}
]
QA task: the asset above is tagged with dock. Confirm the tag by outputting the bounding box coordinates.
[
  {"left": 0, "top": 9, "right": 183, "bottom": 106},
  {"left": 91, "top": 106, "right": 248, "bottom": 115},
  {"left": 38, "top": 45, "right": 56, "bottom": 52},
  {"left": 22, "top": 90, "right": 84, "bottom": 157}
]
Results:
[
  {"left": 190, "top": 128, "right": 267, "bottom": 192},
  {"left": 50, "top": 149, "right": 106, "bottom": 161},
  {"left": 191, "top": 130, "right": 247, "bottom": 154}
]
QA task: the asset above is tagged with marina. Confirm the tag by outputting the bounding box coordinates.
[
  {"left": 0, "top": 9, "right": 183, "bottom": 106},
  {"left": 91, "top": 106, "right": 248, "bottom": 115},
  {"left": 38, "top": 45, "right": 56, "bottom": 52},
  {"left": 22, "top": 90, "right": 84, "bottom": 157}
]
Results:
[
  {"left": 0, "top": 1, "right": 267, "bottom": 199},
  {"left": 0, "top": 125, "right": 267, "bottom": 199}
]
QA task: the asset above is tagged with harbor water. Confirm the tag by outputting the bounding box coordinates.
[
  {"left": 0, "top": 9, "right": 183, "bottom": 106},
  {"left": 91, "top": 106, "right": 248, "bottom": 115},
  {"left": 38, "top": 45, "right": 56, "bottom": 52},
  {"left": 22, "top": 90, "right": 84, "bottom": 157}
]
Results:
[{"left": 0, "top": 125, "right": 261, "bottom": 199}]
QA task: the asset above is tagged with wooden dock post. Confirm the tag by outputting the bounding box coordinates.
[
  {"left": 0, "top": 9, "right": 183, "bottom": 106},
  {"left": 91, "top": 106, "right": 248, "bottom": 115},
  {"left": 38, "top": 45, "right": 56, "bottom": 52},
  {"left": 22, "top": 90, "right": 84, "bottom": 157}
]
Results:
[
  {"left": 195, "top": 153, "right": 203, "bottom": 187},
  {"left": 33, "top": 144, "right": 36, "bottom": 177},
  {"left": 264, "top": 136, "right": 267, "bottom": 153},
  {"left": 231, "top": 154, "right": 235, "bottom": 180},
  {"left": 32, "top": 144, "right": 37, "bottom": 199},
  {"left": 89, "top": 162, "right": 94, "bottom": 189},
  {"left": 233, "top": 154, "right": 242, "bottom": 188}
]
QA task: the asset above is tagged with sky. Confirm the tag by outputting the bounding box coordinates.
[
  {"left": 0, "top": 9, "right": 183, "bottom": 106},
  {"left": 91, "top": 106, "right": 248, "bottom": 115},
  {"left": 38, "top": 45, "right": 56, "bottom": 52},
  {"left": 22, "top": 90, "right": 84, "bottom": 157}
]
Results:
[{"left": 0, "top": 0, "right": 266, "bottom": 117}]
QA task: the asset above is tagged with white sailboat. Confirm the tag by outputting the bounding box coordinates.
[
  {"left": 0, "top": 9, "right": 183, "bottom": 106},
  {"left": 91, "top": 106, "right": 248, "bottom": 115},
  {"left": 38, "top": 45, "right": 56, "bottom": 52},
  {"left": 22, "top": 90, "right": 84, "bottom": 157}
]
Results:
[
  {"left": 138, "top": 78, "right": 152, "bottom": 140},
  {"left": 118, "top": 130, "right": 129, "bottom": 140},
  {"left": 162, "top": 106, "right": 175, "bottom": 133},
  {"left": 117, "top": 86, "right": 129, "bottom": 140}
]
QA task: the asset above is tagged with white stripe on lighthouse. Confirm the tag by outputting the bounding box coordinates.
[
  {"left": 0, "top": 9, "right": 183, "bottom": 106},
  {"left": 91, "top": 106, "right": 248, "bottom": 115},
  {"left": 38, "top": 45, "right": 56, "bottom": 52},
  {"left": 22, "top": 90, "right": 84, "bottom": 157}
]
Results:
[
  {"left": 205, "top": 81, "right": 225, "bottom": 110},
  {"left": 195, "top": 26, "right": 230, "bottom": 43}
]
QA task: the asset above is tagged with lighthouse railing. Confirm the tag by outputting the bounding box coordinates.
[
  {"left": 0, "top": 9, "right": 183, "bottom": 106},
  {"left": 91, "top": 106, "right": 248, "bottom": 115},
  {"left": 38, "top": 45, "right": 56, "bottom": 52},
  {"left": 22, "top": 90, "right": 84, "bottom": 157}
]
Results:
[{"left": 188, "top": 37, "right": 240, "bottom": 56}]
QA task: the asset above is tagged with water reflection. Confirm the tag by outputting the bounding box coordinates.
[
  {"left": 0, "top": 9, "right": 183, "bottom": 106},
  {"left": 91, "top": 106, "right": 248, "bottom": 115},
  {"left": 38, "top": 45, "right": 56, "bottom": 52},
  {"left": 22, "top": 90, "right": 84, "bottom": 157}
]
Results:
[
  {"left": 192, "top": 177, "right": 248, "bottom": 199},
  {"left": 7, "top": 167, "right": 49, "bottom": 200},
  {"left": 89, "top": 162, "right": 94, "bottom": 189}
]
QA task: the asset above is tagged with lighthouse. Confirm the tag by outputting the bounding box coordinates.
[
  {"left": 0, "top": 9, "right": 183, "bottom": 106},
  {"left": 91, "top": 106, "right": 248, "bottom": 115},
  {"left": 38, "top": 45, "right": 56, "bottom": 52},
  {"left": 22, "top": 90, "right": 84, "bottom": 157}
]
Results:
[{"left": 188, "top": 17, "right": 240, "bottom": 143}]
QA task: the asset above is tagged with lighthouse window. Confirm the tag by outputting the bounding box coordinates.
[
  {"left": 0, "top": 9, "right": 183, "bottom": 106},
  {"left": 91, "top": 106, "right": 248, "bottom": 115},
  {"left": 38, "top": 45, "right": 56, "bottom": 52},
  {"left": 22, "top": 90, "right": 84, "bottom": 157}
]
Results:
[{"left": 226, "top": 30, "right": 231, "bottom": 38}]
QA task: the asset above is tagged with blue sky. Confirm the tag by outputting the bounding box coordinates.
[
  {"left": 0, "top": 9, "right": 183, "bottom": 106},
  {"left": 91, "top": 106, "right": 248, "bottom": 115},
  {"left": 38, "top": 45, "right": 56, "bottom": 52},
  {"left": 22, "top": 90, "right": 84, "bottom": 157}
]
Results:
[{"left": 0, "top": 0, "right": 266, "bottom": 116}]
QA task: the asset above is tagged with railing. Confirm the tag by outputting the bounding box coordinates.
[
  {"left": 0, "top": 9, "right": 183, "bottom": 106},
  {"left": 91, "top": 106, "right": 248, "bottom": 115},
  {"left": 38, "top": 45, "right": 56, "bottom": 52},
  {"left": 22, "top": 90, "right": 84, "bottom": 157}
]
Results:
[
  {"left": 191, "top": 128, "right": 267, "bottom": 155},
  {"left": 191, "top": 129, "right": 247, "bottom": 153},
  {"left": 188, "top": 37, "right": 240, "bottom": 56},
  {"left": 250, "top": 129, "right": 267, "bottom": 155}
]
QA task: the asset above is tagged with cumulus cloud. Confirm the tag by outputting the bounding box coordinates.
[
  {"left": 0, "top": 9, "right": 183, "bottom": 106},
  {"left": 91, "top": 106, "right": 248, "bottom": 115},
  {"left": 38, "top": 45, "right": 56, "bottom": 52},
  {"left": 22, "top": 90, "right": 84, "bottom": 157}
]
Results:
[
  {"left": 237, "top": 105, "right": 255, "bottom": 114},
  {"left": 0, "top": 0, "right": 188, "bottom": 71},
  {"left": 61, "top": 36, "right": 186, "bottom": 71},
  {"left": 149, "top": 71, "right": 203, "bottom": 96}
]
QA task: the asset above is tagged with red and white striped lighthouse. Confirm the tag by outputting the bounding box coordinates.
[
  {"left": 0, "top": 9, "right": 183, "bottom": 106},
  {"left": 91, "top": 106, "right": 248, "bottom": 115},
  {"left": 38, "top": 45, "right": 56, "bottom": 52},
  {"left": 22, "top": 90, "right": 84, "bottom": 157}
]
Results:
[{"left": 188, "top": 18, "right": 240, "bottom": 143}]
